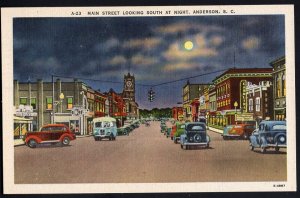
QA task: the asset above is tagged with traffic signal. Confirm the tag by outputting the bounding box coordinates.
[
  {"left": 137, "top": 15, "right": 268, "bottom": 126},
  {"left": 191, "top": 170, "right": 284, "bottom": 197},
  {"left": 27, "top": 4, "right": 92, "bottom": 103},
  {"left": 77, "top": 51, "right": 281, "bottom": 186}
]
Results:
[{"left": 148, "top": 88, "right": 155, "bottom": 102}]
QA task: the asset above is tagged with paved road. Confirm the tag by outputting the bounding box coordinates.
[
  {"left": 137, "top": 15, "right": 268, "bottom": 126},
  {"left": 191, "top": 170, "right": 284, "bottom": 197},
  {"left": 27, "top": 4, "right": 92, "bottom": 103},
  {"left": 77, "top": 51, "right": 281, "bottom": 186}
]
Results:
[{"left": 14, "top": 121, "right": 287, "bottom": 183}]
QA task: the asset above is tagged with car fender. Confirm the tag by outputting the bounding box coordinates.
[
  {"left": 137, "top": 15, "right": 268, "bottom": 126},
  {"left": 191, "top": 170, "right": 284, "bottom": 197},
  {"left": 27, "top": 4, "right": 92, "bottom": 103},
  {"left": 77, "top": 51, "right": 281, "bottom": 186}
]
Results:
[
  {"left": 206, "top": 135, "right": 210, "bottom": 143},
  {"left": 25, "top": 135, "right": 42, "bottom": 144},
  {"left": 259, "top": 136, "right": 268, "bottom": 147},
  {"left": 274, "top": 132, "right": 286, "bottom": 144},
  {"left": 180, "top": 134, "right": 186, "bottom": 144},
  {"left": 59, "top": 134, "right": 73, "bottom": 142},
  {"left": 249, "top": 135, "right": 259, "bottom": 147}
]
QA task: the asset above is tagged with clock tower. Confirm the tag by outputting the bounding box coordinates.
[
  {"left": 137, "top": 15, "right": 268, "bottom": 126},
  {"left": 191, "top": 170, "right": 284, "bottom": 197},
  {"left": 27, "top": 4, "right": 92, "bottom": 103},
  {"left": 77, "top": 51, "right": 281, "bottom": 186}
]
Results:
[{"left": 123, "top": 73, "right": 135, "bottom": 102}]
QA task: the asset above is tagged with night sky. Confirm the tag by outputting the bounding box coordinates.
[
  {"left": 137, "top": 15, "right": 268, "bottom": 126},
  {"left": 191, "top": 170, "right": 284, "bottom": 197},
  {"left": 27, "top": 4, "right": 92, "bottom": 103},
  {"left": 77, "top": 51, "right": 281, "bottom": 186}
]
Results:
[{"left": 13, "top": 15, "right": 285, "bottom": 109}]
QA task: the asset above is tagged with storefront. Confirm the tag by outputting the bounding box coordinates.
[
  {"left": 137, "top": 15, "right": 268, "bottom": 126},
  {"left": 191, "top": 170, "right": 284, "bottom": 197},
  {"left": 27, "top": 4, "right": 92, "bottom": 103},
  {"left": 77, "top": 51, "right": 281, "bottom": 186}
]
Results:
[{"left": 14, "top": 116, "right": 33, "bottom": 140}]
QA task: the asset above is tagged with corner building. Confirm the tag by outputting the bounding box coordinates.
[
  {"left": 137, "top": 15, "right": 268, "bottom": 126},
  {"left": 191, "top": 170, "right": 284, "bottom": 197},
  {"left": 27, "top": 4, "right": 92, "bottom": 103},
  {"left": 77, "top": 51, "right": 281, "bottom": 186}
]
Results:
[{"left": 211, "top": 68, "right": 273, "bottom": 128}]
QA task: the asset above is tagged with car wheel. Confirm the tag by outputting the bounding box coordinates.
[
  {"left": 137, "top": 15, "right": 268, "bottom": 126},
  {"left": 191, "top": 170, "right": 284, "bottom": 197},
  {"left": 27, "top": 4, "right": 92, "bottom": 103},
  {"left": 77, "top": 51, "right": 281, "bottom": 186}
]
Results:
[
  {"left": 62, "top": 137, "right": 70, "bottom": 146},
  {"left": 260, "top": 147, "right": 266, "bottom": 153},
  {"left": 171, "top": 137, "right": 173, "bottom": 140},
  {"left": 173, "top": 138, "right": 177, "bottom": 144},
  {"left": 180, "top": 144, "right": 183, "bottom": 149},
  {"left": 206, "top": 143, "right": 210, "bottom": 148},
  {"left": 27, "top": 139, "right": 37, "bottom": 148},
  {"left": 275, "top": 147, "right": 280, "bottom": 152}
]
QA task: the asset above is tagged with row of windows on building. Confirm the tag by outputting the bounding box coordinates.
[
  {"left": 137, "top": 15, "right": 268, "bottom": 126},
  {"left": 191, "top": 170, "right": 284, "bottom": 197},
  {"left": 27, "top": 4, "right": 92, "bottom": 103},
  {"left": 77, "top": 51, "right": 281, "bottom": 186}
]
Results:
[
  {"left": 217, "top": 99, "right": 231, "bottom": 108},
  {"left": 20, "top": 97, "right": 74, "bottom": 110},
  {"left": 216, "top": 84, "right": 230, "bottom": 97}
]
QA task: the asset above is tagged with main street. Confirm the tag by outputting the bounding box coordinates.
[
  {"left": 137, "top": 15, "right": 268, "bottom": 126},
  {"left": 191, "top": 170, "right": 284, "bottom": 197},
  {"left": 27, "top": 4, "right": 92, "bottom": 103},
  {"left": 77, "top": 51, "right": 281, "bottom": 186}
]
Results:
[{"left": 14, "top": 121, "right": 287, "bottom": 184}]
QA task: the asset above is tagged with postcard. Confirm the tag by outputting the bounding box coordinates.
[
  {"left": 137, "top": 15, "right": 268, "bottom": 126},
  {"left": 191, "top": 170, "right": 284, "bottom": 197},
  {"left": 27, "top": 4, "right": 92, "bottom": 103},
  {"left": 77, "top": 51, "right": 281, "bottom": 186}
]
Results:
[{"left": 1, "top": 5, "right": 296, "bottom": 193}]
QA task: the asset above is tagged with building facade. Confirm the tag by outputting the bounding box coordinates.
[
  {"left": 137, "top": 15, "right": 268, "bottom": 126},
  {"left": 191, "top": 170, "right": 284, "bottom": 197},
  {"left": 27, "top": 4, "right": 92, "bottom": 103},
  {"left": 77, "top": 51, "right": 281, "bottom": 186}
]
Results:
[
  {"left": 14, "top": 79, "right": 92, "bottom": 136},
  {"left": 182, "top": 80, "right": 210, "bottom": 122},
  {"left": 210, "top": 68, "right": 273, "bottom": 128},
  {"left": 270, "top": 56, "right": 286, "bottom": 120},
  {"left": 172, "top": 107, "right": 183, "bottom": 121},
  {"left": 245, "top": 81, "right": 273, "bottom": 124}
]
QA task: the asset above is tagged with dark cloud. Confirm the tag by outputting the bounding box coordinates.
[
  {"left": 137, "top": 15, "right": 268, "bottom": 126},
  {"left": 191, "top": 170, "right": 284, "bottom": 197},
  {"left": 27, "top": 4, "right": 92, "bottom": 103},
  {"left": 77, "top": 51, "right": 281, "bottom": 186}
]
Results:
[{"left": 13, "top": 15, "right": 284, "bottom": 109}]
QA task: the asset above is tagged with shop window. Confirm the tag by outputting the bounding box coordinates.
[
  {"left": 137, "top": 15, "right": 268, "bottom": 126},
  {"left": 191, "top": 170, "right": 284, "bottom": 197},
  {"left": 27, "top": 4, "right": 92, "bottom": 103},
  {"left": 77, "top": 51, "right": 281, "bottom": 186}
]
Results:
[
  {"left": 31, "top": 98, "right": 36, "bottom": 109},
  {"left": 20, "top": 97, "right": 27, "bottom": 105},
  {"left": 67, "top": 97, "right": 73, "bottom": 109},
  {"left": 46, "top": 97, "right": 53, "bottom": 110}
]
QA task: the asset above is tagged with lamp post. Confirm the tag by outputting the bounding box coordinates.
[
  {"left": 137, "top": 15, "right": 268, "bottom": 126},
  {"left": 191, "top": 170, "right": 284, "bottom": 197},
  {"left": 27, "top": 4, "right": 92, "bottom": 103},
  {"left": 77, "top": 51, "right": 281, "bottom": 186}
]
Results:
[
  {"left": 234, "top": 101, "right": 238, "bottom": 123},
  {"left": 59, "top": 93, "right": 65, "bottom": 113},
  {"left": 52, "top": 92, "right": 64, "bottom": 124}
]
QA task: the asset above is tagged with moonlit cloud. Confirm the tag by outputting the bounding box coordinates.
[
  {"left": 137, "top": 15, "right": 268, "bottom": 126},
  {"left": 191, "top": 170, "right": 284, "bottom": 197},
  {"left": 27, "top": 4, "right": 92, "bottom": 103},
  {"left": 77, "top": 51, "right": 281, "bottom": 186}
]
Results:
[
  {"left": 163, "top": 61, "right": 201, "bottom": 72},
  {"left": 242, "top": 36, "right": 261, "bottom": 50},
  {"left": 209, "top": 36, "right": 224, "bottom": 46},
  {"left": 131, "top": 54, "right": 158, "bottom": 66},
  {"left": 163, "top": 40, "right": 218, "bottom": 61},
  {"left": 122, "top": 37, "right": 162, "bottom": 50},
  {"left": 107, "top": 55, "right": 127, "bottom": 65}
]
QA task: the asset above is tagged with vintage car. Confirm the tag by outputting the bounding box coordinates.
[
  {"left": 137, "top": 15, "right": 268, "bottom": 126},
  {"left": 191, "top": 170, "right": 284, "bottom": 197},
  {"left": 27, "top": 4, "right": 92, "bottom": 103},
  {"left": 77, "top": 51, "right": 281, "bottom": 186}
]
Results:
[
  {"left": 173, "top": 122, "right": 186, "bottom": 144},
  {"left": 222, "top": 124, "right": 256, "bottom": 140},
  {"left": 249, "top": 120, "right": 286, "bottom": 153},
  {"left": 24, "top": 124, "right": 76, "bottom": 148},
  {"left": 165, "top": 128, "right": 171, "bottom": 138},
  {"left": 117, "top": 126, "right": 129, "bottom": 136},
  {"left": 161, "top": 123, "right": 167, "bottom": 133},
  {"left": 93, "top": 117, "right": 117, "bottom": 141},
  {"left": 180, "top": 122, "right": 210, "bottom": 150}
]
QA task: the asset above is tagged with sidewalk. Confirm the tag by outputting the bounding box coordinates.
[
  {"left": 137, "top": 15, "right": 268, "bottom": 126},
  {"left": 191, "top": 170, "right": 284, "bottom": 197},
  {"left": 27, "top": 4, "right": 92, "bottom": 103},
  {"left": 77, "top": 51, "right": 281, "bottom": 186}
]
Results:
[
  {"left": 14, "top": 139, "right": 25, "bottom": 146},
  {"left": 207, "top": 126, "right": 223, "bottom": 134}
]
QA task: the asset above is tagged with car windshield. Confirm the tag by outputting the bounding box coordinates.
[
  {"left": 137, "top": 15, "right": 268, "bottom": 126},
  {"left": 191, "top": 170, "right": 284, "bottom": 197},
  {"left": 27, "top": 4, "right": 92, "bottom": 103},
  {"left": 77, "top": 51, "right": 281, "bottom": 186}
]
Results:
[
  {"left": 272, "top": 125, "right": 286, "bottom": 130},
  {"left": 186, "top": 124, "right": 205, "bottom": 131},
  {"left": 95, "top": 122, "right": 102, "bottom": 128}
]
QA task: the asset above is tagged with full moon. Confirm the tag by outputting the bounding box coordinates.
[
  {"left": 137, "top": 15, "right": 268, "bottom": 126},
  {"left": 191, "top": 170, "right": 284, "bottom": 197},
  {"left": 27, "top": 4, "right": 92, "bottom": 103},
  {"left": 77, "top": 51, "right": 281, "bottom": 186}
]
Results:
[{"left": 184, "top": 40, "right": 194, "bottom": 50}]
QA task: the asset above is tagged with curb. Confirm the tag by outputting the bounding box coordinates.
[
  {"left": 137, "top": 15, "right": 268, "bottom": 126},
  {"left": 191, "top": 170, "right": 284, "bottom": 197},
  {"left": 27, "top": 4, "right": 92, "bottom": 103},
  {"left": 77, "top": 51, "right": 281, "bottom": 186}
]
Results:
[{"left": 208, "top": 127, "right": 223, "bottom": 134}]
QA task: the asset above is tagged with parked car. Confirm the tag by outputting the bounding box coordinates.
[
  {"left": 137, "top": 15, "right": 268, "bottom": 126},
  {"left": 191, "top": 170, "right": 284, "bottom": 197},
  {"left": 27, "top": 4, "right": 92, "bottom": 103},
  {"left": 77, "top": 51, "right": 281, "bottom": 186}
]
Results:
[
  {"left": 161, "top": 124, "right": 167, "bottom": 133},
  {"left": 249, "top": 120, "right": 286, "bottom": 153},
  {"left": 173, "top": 122, "right": 186, "bottom": 144},
  {"left": 24, "top": 124, "right": 76, "bottom": 148},
  {"left": 117, "top": 127, "right": 129, "bottom": 136},
  {"left": 222, "top": 124, "right": 256, "bottom": 140},
  {"left": 93, "top": 117, "right": 117, "bottom": 141},
  {"left": 180, "top": 122, "right": 210, "bottom": 150},
  {"left": 165, "top": 128, "right": 171, "bottom": 138}
]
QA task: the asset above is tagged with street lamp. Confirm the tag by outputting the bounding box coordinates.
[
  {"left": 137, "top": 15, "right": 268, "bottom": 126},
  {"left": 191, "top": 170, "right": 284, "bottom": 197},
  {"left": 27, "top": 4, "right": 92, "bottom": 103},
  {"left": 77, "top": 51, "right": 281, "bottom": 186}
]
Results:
[
  {"left": 53, "top": 92, "right": 64, "bottom": 124},
  {"left": 59, "top": 93, "right": 65, "bottom": 113},
  {"left": 234, "top": 101, "right": 238, "bottom": 123}
]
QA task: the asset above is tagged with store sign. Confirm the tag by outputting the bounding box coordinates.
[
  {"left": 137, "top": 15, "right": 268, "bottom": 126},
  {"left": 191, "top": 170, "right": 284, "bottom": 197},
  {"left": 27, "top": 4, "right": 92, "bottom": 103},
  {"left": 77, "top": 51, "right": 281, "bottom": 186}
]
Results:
[
  {"left": 236, "top": 113, "right": 253, "bottom": 121},
  {"left": 15, "top": 105, "right": 37, "bottom": 117}
]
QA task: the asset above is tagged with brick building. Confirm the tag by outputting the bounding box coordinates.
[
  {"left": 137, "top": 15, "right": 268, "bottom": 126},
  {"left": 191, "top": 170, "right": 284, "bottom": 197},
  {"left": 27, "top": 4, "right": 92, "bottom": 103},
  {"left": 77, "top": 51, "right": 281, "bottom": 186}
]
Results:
[
  {"left": 246, "top": 81, "right": 273, "bottom": 124},
  {"left": 211, "top": 68, "right": 273, "bottom": 128}
]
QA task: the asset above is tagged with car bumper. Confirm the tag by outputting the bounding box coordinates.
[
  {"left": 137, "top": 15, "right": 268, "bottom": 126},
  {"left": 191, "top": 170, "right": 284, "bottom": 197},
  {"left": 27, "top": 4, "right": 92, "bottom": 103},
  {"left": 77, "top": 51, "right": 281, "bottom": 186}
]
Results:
[
  {"left": 181, "top": 142, "right": 209, "bottom": 146},
  {"left": 222, "top": 134, "right": 240, "bottom": 137},
  {"left": 94, "top": 135, "right": 110, "bottom": 138},
  {"left": 265, "top": 144, "right": 287, "bottom": 148}
]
